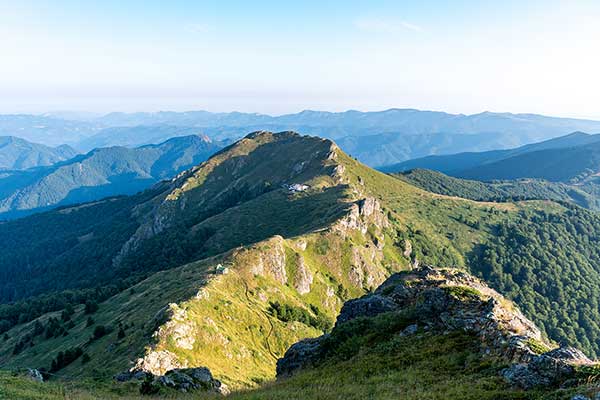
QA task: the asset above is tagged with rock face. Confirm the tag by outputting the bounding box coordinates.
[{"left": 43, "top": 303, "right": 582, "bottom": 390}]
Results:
[{"left": 277, "top": 266, "right": 596, "bottom": 387}]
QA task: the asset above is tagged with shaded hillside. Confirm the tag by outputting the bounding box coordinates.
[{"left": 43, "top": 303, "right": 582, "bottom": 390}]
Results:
[
  {"left": 335, "top": 131, "right": 520, "bottom": 167},
  {"left": 0, "top": 136, "right": 76, "bottom": 170},
  {"left": 0, "top": 135, "right": 222, "bottom": 219},
  {"left": 396, "top": 169, "right": 596, "bottom": 209},
  {"left": 383, "top": 131, "right": 600, "bottom": 174},
  {"left": 459, "top": 141, "right": 600, "bottom": 182}
]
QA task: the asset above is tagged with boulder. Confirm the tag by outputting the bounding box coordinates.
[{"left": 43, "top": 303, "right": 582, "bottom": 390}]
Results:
[
  {"left": 276, "top": 336, "right": 325, "bottom": 377},
  {"left": 502, "top": 346, "right": 594, "bottom": 389},
  {"left": 335, "top": 294, "right": 396, "bottom": 326},
  {"left": 27, "top": 368, "right": 44, "bottom": 382},
  {"left": 136, "top": 366, "right": 229, "bottom": 395}
]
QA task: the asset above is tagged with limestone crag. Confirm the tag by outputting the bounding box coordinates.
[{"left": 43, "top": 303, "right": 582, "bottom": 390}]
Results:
[{"left": 277, "top": 266, "right": 596, "bottom": 388}]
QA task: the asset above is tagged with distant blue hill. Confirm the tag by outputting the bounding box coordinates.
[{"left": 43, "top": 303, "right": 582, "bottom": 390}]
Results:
[
  {"left": 0, "top": 136, "right": 77, "bottom": 170},
  {"left": 5, "top": 109, "right": 600, "bottom": 167},
  {"left": 382, "top": 131, "right": 600, "bottom": 178},
  {"left": 0, "top": 135, "right": 223, "bottom": 219}
]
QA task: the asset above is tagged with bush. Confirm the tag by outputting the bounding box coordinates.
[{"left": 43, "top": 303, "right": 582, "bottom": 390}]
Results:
[
  {"left": 92, "top": 325, "right": 108, "bottom": 340},
  {"left": 269, "top": 302, "right": 333, "bottom": 332},
  {"left": 84, "top": 300, "right": 98, "bottom": 314},
  {"left": 50, "top": 346, "right": 83, "bottom": 372}
]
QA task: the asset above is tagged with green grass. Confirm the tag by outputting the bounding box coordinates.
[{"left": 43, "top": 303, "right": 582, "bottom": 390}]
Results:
[{"left": 2, "top": 330, "right": 589, "bottom": 400}]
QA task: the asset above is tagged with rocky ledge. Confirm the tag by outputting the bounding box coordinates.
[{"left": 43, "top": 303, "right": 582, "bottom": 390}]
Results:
[
  {"left": 277, "top": 266, "right": 596, "bottom": 389},
  {"left": 115, "top": 366, "right": 229, "bottom": 395}
]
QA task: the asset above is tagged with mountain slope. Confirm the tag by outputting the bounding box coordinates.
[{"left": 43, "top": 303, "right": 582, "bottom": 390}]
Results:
[
  {"left": 458, "top": 141, "right": 600, "bottom": 182},
  {"left": 0, "top": 136, "right": 76, "bottom": 170},
  {"left": 5, "top": 267, "right": 600, "bottom": 400},
  {"left": 396, "top": 169, "right": 597, "bottom": 209},
  {"left": 383, "top": 131, "right": 600, "bottom": 174},
  {"left": 0, "top": 135, "right": 222, "bottom": 219},
  {"left": 5, "top": 131, "right": 600, "bottom": 396}
]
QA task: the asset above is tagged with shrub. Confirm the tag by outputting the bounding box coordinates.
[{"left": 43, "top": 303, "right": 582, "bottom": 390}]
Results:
[
  {"left": 84, "top": 300, "right": 98, "bottom": 314},
  {"left": 50, "top": 346, "right": 83, "bottom": 372},
  {"left": 92, "top": 325, "right": 108, "bottom": 340},
  {"left": 269, "top": 302, "right": 333, "bottom": 332}
]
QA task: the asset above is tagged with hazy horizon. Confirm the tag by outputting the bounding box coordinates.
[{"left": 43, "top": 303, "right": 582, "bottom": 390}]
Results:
[{"left": 2, "top": 107, "right": 600, "bottom": 123}]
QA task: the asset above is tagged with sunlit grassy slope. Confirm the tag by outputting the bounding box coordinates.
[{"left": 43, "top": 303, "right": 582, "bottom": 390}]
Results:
[{"left": 0, "top": 132, "right": 582, "bottom": 398}]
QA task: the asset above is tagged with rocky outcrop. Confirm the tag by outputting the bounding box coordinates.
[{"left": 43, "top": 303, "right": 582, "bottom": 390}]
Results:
[
  {"left": 118, "top": 366, "right": 228, "bottom": 395},
  {"left": 27, "top": 368, "right": 44, "bottom": 382},
  {"left": 277, "top": 266, "right": 596, "bottom": 388},
  {"left": 132, "top": 349, "right": 187, "bottom": 376},
  {"left": 293, "top": 255, "right": 313, "bottom": 295},
  {"left": 332, "top": 197, "right": 388, "bottom": 237},
  {"left": 249, "top": 236, "right": 288, "bottom": 285},
  {"left": 144, "top": 367, "right": 229, "bottom": 395},
  {"left": 335, "top": 294, "right": 396, "bottom": 326},
  {"left": 276, "top": 337, "right": 324, "bottom": 377},
  {"left": 153, "top": 304, "right": 196, "bottom": 350},
  {"left": 502, "top": 347, "right": 593, "bottom": 389}
]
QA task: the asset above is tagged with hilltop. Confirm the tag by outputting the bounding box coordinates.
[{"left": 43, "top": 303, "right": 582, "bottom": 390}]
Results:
[
  {"left": 4, "top": 131, "right": 600, "bottom": 397},
  {"left": 0, "top": 136, "right": 76, "bottom": 170}
]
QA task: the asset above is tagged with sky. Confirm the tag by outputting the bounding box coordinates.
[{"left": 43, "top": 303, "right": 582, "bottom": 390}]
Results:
[{"left": 1, "top": 0, "right": 600, "bottom": 118}]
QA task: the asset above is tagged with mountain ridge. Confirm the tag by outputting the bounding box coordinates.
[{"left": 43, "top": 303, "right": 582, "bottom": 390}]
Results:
[
  {"left": 0, "top": 134, "right": 223, "bottom": 219},
  {"left": 0, "top": 136, "right": 77, "bottom": 170}
]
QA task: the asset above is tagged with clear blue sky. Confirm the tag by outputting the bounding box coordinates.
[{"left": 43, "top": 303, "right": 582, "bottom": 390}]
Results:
[{"left": 1, "top": 0, "right": 600, "bottom": 117}]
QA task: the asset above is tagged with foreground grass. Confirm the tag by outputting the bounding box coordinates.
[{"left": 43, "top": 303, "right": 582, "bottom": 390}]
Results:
[{"left": 3, "top": 330, "right": 590, "bottom": 400}]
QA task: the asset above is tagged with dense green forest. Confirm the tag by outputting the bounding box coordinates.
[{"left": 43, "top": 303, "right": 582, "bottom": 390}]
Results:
[
  {"left": 470, "top": 204, "right": 600, "bottom": 357},
  {"left": 396, "top": 169, "right": 598, "bottom": 210}
]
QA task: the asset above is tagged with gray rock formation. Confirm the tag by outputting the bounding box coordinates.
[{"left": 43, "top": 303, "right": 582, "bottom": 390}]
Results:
[
  {"left": 277, "top": 265, "right": 596, "bottom": 389},
  {"left": 502, "top": 347, "right": 593, "bottom": 389},
  {"left": 119, "top": 366, "right": 228, "bottom": 395}
]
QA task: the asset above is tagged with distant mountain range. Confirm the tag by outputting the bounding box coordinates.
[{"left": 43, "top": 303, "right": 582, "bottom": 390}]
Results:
[
  {"left": 76, "top": 125, "right": 217, "bottom": 151},
  {"left": 0, "top": 136, "right": 76, "bottom": 170},
  {"left": 384, "top": 131, "right": 600, "bottom": 181},
  {"left": 4, "top": 109, "right": 600, "bottom": 166},
  {"left": 0, "top": 135, "right": 223, "bottom": 219}
]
